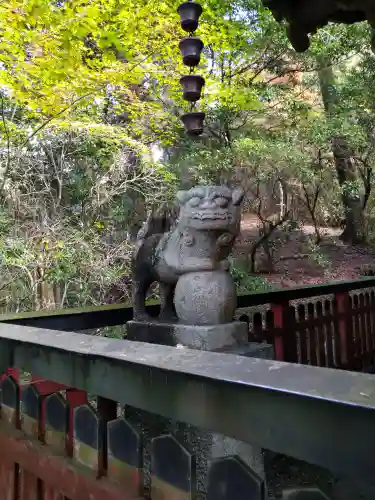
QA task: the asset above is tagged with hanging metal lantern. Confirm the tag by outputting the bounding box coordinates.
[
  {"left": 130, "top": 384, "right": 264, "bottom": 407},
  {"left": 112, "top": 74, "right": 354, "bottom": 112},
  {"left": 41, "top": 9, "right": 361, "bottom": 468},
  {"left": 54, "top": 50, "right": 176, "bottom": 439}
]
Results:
[
  {"left": 177, "top": 0, "right": 205, "bottom": 136},
  {"left": 180, "top": 75, "right": 205, "bottom": 102},
  {"left": 181, "top": 112, "right": 205, "bottom": 136},
  {"left": 179, "top": 36, "right": 204, "bottom": 67},
  {"left": 177, "top": 1, "right": 203, "bottom": 33}
]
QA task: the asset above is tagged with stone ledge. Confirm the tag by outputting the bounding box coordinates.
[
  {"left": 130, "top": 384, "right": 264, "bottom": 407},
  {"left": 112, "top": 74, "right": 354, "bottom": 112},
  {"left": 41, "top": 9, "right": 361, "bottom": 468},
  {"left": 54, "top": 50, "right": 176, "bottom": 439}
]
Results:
[
  {"left": 282, "top": 487, "right": 332, "bottom": 499},
  {"left": 226, "top": 343, "right": 274, "bottom": 359}
]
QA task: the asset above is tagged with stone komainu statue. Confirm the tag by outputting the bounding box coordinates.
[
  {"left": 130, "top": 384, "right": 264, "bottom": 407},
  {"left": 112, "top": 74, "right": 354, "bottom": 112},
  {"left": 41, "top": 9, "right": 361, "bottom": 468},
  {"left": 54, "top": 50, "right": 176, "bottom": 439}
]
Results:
[{"left": 132, "top": 185, "right": 244, "bottom": 321}]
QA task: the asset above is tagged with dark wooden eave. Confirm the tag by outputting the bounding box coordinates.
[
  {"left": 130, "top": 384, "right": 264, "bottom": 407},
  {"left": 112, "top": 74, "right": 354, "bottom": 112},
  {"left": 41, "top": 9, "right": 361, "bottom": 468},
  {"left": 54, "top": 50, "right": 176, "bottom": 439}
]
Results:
[{"left": 263, "top": 0, "right": 372, "bottom": 51}]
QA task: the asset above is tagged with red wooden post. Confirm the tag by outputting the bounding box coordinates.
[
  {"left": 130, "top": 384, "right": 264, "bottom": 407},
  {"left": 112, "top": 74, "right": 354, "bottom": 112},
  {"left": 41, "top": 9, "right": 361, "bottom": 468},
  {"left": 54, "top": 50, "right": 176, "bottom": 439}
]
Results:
[
  {"left": 270, "top": 302, "right": 289, "bottom": 361},
  {"left": 271, "top": 301, "right": 297, "bottom": 363},
  {"left": 271, "top": 301, "right": 299, "bottom": 363},
  {"left": 334, "top": 291, "right": 353, "bottom": 369}
]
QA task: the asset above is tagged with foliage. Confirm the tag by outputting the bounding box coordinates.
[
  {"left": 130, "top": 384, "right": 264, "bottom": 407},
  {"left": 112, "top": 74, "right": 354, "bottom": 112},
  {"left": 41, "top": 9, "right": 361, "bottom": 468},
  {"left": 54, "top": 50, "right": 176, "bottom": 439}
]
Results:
[
  {"left": 229, "top": 258, "right": 274, "bottom": 293},
  {"left": 0, "top": 0, "right": 375, "bottom": 311},
  {"left": 0, "top": 122, "right": 176, "bottom": 312}
]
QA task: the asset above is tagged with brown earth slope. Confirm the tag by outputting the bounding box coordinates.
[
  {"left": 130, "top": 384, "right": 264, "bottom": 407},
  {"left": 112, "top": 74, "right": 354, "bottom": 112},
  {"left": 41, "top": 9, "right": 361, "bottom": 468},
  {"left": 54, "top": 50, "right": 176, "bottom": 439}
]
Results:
[{"left": 236, "top": 216, "right": 375, "bottom": 286}]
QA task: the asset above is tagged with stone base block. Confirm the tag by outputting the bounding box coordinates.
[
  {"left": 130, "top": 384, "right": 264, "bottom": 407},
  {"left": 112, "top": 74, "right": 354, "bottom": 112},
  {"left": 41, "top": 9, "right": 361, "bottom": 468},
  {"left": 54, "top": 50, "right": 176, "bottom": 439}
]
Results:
[{"left": 126, "top": 320, "right": 248, "bottom": 351}]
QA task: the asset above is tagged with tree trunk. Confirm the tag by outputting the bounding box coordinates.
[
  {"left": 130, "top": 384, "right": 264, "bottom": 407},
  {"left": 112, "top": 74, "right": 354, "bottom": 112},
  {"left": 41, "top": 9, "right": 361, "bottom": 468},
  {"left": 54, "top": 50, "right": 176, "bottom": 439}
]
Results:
[
  {"left": 331, "top": 137, "right": 366, "bottom": 243},
  {"left": 318, "top": 57, "right": 366, "bottom": 244},
  {"left": 278, "top": 180, "right": 285, "bottom": 219}
]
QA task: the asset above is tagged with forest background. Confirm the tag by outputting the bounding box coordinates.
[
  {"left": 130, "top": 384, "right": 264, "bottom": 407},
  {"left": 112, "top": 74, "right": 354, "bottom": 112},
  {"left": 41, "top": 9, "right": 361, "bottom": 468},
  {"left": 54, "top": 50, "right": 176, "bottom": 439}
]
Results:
[{"left": 1, "top": 0, "right": 375, "bottom": 313}]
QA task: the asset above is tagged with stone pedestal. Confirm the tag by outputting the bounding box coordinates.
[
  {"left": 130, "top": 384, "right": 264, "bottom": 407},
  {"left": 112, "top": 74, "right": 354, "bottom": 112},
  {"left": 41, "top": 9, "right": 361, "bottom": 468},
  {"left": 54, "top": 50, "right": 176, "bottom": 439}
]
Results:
[
  {"left": 125, "top": 319, "right": 274, "bottom": 499},
  {"left": 126, "top": 320, "right": 248, "bottom": 351}
]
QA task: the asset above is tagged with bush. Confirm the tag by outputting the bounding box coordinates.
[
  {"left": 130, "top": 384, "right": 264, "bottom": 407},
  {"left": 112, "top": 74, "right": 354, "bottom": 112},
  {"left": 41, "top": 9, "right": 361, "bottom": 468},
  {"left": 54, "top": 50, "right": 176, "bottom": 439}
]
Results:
[{"left": 229, "top": 258, "right": 274, "bottom": 294}]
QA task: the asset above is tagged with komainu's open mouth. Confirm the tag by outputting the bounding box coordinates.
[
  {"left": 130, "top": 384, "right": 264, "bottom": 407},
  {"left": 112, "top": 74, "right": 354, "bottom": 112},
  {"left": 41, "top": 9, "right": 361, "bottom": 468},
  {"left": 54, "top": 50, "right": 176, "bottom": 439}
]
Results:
[{"left": 191, "top": 212, "right": 228, "bottom": 220}]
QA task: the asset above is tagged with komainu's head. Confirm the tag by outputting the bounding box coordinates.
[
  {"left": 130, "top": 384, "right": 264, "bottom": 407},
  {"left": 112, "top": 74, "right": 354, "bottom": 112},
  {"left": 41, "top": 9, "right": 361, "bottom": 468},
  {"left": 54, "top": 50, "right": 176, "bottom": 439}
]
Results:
[{"left": 176, "top": 185, "right": 244, "bottom": 233}]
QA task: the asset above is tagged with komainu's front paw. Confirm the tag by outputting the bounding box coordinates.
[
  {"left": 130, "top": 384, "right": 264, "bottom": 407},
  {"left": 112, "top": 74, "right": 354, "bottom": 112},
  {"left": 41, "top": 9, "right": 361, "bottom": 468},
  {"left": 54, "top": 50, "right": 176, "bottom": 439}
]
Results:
[{"left": 159, "top": 311, "right": 178, "bottom": 322}]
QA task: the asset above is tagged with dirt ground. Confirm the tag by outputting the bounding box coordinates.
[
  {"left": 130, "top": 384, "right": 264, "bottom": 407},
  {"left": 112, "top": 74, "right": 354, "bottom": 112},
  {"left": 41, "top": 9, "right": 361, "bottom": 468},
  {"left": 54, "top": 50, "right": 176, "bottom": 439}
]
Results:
[{"left": 236, "top": 215, "right": 375, "bottom": 287}]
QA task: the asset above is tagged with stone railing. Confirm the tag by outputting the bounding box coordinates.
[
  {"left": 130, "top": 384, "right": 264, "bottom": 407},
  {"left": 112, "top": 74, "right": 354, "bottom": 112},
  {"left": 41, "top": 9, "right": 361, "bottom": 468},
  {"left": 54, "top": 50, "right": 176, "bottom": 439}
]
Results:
[
  {"left": 0, "top": 323, "right": 375, "bottom": 499},
  {"left": 3, "top": 277, "right": 375, "bottom": 372}
]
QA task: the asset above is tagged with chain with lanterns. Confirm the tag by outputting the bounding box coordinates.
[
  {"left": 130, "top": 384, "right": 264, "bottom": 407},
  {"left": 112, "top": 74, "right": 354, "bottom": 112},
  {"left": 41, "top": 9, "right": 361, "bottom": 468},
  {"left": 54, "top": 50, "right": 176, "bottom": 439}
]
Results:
[{"left": 177, "top": 0, "right": 205, "bottom": 136}]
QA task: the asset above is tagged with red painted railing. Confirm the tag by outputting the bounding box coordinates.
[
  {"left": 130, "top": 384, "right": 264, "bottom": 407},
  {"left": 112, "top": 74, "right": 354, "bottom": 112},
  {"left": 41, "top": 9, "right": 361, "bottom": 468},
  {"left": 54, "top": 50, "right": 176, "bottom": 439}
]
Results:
[
  {"left": 0, "top": 377, "right": 141, "bottom": 499},
  {"left": 237, "top": 286, "right": 375, "bottom": 371},
  {"left": 0, "top": 319, "right": 374, "bottom": 499}
]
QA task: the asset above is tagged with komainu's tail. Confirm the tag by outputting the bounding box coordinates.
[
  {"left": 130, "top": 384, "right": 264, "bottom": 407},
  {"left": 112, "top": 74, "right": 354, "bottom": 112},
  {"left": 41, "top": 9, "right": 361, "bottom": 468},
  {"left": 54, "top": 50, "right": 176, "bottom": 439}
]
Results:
[{"left": 136, "top": 205, "right": 176, "bottom": 242}]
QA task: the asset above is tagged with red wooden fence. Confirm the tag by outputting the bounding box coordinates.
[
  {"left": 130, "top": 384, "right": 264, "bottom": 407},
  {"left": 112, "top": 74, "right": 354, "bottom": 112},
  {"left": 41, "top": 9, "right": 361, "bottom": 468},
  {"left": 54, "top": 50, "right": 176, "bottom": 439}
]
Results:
[
  {"left": 237, "top": 289, "right": 375, "bottom": 371},
  {"left": 0, "top": 376, "right": 204, "bottom": 500}
]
